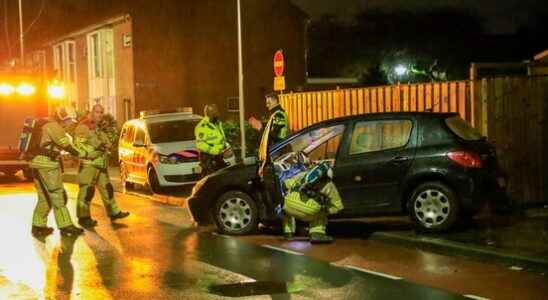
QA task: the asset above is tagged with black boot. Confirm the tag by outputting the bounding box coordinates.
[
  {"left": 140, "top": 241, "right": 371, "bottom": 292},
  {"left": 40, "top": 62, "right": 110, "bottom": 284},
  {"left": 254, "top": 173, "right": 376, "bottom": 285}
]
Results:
[
  {"left": 310, "top": 233, "right": 334, "bottom": 244},
  {"left": 78, "top": 217, "right": 98, "bottom": 229},
  {"left": 60, "top": 225, "right": 84, "bottom": 237},
  {"left": 31, "top": 226, "right": 54, "bottom": 238},
  {"left": 110, "top": 211, "right": 130, "bottom": 221}
]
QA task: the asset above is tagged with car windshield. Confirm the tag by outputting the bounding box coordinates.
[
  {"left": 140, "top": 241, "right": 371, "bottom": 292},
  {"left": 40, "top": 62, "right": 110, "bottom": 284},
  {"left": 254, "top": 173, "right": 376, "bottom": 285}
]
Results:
[
  {"left": 147, "top": 119, "right": 199, "bottom": 144},
  {"left": 445, "top": 116, "right": 483, "bottom": 141}
]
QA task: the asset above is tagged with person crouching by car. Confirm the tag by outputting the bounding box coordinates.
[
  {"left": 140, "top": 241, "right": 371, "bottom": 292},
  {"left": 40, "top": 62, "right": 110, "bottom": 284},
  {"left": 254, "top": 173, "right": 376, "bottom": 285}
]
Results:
[{"left": 195, "top": 104, "right": 232, "bottom": 177}]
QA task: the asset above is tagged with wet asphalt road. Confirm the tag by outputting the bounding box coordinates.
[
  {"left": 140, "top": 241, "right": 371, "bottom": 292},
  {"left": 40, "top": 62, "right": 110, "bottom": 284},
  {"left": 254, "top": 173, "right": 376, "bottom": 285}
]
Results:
[
  {"left": 0, "top": 179, "right": 546, "bottom": 299},
  {"left": 0, "top": 180, "right": 471, "bottom": 300}
]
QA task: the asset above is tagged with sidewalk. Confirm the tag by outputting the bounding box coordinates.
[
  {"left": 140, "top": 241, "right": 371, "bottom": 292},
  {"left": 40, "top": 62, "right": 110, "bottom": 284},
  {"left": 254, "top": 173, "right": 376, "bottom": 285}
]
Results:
[{"left": 364, "top": 209, "right": 548, "bottom": 272}]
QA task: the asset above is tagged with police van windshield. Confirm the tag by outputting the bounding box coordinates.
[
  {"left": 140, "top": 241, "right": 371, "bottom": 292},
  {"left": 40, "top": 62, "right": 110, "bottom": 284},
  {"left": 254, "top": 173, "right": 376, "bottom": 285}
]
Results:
[{"left": 147, "top": 119, "right": 199, "bottom": 144}]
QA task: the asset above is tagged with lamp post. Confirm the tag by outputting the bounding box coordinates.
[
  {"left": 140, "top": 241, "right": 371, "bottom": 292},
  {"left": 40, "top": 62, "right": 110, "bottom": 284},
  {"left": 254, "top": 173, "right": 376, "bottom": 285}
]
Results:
[
  {"left": 18, "top": 0, "right": 24, "bottom": 65},
  {"left": 236, "top": 0, "right": 246, "bottom": 161}
]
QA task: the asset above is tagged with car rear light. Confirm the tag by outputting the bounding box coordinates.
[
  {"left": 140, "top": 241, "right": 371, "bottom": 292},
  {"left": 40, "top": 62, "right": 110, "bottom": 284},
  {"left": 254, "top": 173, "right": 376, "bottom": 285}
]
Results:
[{"left": 447, "top": 151, "right": 482, "bottom": 168}]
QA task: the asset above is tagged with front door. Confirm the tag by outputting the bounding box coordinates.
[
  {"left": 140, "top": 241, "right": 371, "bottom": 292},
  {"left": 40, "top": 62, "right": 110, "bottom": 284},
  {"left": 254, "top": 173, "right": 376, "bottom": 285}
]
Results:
[
  {"left": 335, "top": 118, "right": 416, "bottom": 214},
  {"left": 87, "top": 29, "right": 116, "bottom": 116}
]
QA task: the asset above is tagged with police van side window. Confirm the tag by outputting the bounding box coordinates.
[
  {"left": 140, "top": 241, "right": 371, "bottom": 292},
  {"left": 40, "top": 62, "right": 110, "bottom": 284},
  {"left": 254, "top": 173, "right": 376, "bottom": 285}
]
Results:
[
  {"left": 125, "top": 125, "right": 136, "bottom": 144},
  {"left": 134, "top": 128, "right": 146, "bottom": 145}
]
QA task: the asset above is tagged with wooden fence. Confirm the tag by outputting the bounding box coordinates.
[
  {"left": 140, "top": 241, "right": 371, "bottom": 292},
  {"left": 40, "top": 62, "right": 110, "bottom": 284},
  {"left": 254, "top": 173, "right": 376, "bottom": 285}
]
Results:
[
  {"left": 280, "top": 76, "right": 548, "bottom": 206},
  {"left": 280, "top": 81, "right": 474, "bottom": 133}
]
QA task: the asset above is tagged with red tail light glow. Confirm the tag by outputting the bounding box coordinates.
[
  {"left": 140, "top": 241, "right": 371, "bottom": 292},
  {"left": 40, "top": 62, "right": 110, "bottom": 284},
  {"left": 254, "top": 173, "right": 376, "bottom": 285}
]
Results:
[{"left": 447, "top": 151, "right": 482, "bottom": 168}]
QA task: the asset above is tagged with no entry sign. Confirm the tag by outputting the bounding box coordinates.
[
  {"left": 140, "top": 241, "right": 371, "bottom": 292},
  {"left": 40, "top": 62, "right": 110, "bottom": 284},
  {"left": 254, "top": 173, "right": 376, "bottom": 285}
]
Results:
[{"left": 273, "top": 50, "right": 284, "bottom": 77}]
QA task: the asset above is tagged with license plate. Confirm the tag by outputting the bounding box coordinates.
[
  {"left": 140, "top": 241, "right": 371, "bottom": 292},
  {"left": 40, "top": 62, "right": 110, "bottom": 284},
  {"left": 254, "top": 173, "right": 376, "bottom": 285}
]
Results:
[
  {"left": 497, "top": 177, "right": 506, "bottom": 188},
  {"left": 193, "top": 166, "right": 202, "bottom": 174}
]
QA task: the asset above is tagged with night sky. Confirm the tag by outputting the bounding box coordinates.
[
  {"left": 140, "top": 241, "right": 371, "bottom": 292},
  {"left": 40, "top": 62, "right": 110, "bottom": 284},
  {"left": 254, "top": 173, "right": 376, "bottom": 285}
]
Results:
[{"left": 291, "top": 0, "right": 548, "bottom": 33}]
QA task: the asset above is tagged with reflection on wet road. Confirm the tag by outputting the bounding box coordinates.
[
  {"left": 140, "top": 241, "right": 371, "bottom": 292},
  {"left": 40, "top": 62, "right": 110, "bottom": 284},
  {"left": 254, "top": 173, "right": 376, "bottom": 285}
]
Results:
[{"left": 0, "top": 182, "right": 467, "bottom": 299}]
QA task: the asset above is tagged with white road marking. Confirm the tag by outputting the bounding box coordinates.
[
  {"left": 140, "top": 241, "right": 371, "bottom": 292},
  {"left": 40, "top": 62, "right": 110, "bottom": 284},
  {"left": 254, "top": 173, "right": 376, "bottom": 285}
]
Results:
[
  {"left": 464, "top": 295, "right": 490, "bottom": 300},
  {"left": 262, "top": 245, "right": 304, "bottom": 256},
  {"left": 509, "top": 266, "right": 523, "bottom": 271},
  {"left": 341, "top": 264, "right": 403, "bottom": 280}
]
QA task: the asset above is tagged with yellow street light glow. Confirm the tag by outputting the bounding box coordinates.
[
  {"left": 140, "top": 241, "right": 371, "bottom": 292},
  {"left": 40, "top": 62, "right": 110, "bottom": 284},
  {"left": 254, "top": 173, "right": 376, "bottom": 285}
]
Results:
[
  {"left": 16, "top": 83, "right": 36, "bottom": 96},
  {"left": 0, "top": 83, "right": 15, "bottom": 96},
  {"left": 47, "top": 84, "right": 66, "bottom": 99}
]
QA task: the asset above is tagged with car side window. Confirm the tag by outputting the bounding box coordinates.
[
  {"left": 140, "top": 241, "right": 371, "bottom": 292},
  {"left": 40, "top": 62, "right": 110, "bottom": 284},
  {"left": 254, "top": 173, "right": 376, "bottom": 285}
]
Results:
[
  {"left": 271, "top": 124, "right": 345, "bottom": 162},
  {"left": 308, "top": 133, "right": 343, "bottom": 162},
  {"left": 349, "top": 120, "right": 412, "bottom": 155}
]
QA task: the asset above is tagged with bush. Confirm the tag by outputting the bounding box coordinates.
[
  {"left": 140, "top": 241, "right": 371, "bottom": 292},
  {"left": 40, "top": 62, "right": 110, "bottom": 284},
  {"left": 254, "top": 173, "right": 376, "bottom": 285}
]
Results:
[{"left": 224, "top": 120, "right": 262, "bottom": 159}]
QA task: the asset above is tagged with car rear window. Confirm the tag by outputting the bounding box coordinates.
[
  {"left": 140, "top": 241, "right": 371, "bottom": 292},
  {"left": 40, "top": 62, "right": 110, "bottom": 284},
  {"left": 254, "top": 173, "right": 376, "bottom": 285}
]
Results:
[
  {"left": 148, "top": 119, "right": 199, "bottom": 144},
  {"left": 445, "top": 116, "right": 483, "bottom": 141}
]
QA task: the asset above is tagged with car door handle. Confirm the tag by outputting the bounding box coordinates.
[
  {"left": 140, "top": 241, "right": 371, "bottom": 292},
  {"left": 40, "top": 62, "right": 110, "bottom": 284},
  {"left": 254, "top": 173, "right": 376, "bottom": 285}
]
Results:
[{"left": 391, "top": 156, "right": 409, "bottom": 163}]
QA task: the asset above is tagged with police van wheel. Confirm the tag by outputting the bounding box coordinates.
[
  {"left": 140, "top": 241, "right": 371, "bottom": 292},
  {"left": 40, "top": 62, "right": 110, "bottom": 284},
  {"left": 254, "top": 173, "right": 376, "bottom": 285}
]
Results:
[
  {"left": 147, "top": 167, "right": 162, "bottom": 194},
  {"left": 214, "top": 191, "right": 258, "bottom": 235}
]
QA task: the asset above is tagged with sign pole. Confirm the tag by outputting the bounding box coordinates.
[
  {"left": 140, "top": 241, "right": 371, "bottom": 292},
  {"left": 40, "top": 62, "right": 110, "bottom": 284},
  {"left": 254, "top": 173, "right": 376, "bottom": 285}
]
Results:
[
  {"left": 236, "top": 0, "right": 246, "bottom": 161},
  {"left": 18, "top": 0, "right": 24, "bottom": 65}
]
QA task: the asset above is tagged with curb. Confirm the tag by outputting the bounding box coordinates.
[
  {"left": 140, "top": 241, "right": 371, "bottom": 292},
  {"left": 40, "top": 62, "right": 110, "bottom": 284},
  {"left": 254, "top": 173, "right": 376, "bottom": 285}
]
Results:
[{"left": 369, "top": 231, "right": 548, "bottom": 272}]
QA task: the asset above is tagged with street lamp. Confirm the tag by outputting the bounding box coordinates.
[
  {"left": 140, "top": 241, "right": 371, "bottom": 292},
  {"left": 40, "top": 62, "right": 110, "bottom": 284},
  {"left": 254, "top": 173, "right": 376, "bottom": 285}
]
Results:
[{"left": 394, "top": 65, "right": 408, "bottom": 77}]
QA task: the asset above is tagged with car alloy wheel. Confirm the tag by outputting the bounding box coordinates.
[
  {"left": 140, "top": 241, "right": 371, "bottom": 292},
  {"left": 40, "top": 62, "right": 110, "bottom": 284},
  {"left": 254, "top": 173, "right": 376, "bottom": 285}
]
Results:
[
  {"left": 409, "top": 181, "right": 459, "bottom": 232},
  {"left": 214, "top": 191, "right": 258, "bottom": 235},
  {"left": 414, "top": 189, "right": 451, "bottom": 228}
]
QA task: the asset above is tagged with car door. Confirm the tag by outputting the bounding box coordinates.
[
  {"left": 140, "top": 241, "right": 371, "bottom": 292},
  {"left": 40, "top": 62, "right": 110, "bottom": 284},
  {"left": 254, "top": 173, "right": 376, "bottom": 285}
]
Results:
[
  {"left": 267, "top": 122, "right": 347, "bottom": 212},
  {"left": 334, "top": 117, "right": 417, "bottom": 215}
]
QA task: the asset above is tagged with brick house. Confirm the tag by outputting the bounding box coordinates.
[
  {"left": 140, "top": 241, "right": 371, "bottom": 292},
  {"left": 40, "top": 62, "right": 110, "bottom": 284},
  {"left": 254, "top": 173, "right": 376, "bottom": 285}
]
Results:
[{"left": 39, "top": 0, "right": 307, "bottom": 124}]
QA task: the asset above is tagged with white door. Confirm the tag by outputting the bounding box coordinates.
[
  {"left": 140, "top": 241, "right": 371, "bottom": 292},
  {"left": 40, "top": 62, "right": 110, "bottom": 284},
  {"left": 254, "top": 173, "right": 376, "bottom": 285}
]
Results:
[{"left": 87, "top": 29, "right": 116, "bottom": 115}]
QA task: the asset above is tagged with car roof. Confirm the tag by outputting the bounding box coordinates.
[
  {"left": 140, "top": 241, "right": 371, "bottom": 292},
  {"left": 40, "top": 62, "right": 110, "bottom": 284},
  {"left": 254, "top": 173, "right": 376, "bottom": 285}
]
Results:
[
  {"left": 299, "top": 111, "right": 456, "bottom": 130},
  {"left": 269, "top": 112, "right": 457, "bottom": 154}
]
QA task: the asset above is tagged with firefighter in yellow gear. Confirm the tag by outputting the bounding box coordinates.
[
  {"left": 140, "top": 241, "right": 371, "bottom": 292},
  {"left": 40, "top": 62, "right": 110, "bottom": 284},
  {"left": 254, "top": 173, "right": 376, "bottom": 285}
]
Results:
[
  {"left": 282, "top": 163, "right": 344, "bottom": 243},
  {"left": 75, "top": 104, "right": 129, "bottom": 229},
  {"left": 195, "top": 104, "right": 230, "bottom": 176},
  {"left": 250, "top": 93, "right": 294, "bottom": 239},
  {"left": 31, "top": 106, "right": 96, "bottom": 238}
]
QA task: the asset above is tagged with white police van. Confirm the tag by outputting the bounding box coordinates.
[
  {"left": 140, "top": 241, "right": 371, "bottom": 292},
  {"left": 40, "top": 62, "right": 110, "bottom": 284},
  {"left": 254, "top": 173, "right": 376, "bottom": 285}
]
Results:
[{"left": 118, "top": 108, "right": 236, "bottom": 193}]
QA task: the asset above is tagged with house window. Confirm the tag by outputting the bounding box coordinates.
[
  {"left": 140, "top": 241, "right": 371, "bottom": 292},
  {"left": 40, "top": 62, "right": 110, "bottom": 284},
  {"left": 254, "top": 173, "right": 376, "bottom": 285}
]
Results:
[
  {"left": 89, "top": 32, "right": 101, "bottom": 78},
  {"left": 52, "top": 41, "right": 76, "bottom": 83},
  {"left": 227, "top": 97, "right": 239, "bottom": 112}
]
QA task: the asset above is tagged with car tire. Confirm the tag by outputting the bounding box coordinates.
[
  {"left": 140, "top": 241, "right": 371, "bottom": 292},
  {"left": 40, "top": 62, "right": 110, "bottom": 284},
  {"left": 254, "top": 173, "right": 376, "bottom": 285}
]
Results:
[
  {"left": 213, "top": 190, "right": 258, "bottom": 235},
  {"left": 147, "top": 167, "right": 162, "bottom": 194},
  {"left": 409, "top": 181, "right": 459, "bottom": 232},
  {"left": 119, "top": 162, "right": 134, "bottom": 192}
]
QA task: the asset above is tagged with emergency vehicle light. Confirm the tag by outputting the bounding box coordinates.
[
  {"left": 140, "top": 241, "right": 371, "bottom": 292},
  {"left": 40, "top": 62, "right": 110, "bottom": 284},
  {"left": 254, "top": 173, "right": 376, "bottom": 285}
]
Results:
[
  {"left": 15, "top": 82, "right": 36, "bottom": 96},
  {"left": 0, "top": 83, "right": 14, "bottom": 96},
  {"left": 47, "top": 84, "right": 66, "bottom": 100}
]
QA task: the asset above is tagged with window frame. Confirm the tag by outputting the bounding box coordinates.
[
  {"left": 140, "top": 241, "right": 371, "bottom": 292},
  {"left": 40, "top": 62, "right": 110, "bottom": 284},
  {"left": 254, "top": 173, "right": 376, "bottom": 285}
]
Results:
[{"left": 270, "top": 122, "right": 347, "bottom": 163}]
